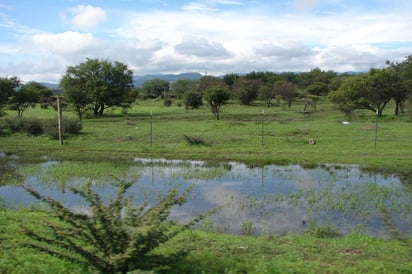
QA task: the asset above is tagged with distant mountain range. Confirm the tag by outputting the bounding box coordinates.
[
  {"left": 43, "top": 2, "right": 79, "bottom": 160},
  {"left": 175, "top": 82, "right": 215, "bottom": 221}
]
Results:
[
  {"left": 132, "top": 72, "right": 203, "bottom": 87},
  {"left": 40, "top": 72, "right": 204, "bottom": 89}
]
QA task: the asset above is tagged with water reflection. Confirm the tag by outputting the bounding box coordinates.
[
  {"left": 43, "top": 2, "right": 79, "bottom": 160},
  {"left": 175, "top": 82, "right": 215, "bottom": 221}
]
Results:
[{"left": 0, "top": 157, "right": 411, "bottom": 238}]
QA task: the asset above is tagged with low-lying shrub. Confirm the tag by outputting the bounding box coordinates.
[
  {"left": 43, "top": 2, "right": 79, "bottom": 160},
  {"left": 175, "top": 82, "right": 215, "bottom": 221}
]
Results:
[
  {"left": 2, "top": 117, "right": 82, "bottom": 138},
  {"left": 42, "top": 118, "right": 82, "bottom": 139}
]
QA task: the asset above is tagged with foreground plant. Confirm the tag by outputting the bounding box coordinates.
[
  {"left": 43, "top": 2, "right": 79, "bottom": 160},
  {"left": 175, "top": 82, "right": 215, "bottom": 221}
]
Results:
[{"left": 22, "top": 180, "right": 219, "bottom": 273}]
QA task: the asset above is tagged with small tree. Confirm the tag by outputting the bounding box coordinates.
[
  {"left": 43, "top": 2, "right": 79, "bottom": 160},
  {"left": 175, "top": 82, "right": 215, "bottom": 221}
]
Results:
[
  {"left": 171, "top": 79, "right": 197, "bottom": 99},
  {"left": 259, "top": 82, "right": 277, "bottom": 107},
  {"left": 8, "top": 81, "right": 42, "bottom": 117},
  {"left": 205, "top": 86, "right": 230, "bottom": 120},
  {"left": 22, "top": 181, "right": 220, "bottom": 273},
  {"left": 233, "top": 78, "right": 261, "bottom": 105},
  {"left": 0, "top": 76, "right": 20, "bottom": 112},
  {"left": 60, "top": 59, "right": 134, "bottom": 117},
  {"left": 184, "top": 90, "right": 203, "bottom": 109},
  {"left": 140, "top": 78, "right": 170, "bottom": 99},
  {"left": 275, "top": 81, "right": 298, "bottom": 108}
]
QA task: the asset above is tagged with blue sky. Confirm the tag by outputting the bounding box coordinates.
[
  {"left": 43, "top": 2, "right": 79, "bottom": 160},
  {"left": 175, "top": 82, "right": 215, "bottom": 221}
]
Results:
[{"left": 1, "top": 0, "right": 412, "bottom": 83}]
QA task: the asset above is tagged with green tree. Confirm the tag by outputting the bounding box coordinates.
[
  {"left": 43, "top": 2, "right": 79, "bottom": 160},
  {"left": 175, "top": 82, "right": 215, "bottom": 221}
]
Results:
[
  {"left": 205, "top": 86, "right": 230, "bottom": 120},
  {"left": 259, "top": 82, "right": 277, "bottom": 107},
  {"left": 22, "top": 181, "right": 220, "bottom": 273},
  {"left": 328, "top": 74, "right": 368, "bottom": 115},
  {"left": 329, "top": 68, "right": 398, "bottom": 116},
  {"left": 140, "top": 78, "right": 170, "bottom": 99},
  {"left": 306, "top": 82, "right": 329, "bottom": 96},
  {"left": 222, "top": 73, "right": 240, "bottom": 89},
  {"left": 298, "top": 68, "right": 335, "bottom": 89},
  {"left": 364, "top": 68, "right": 398, "bottom": 116},
  {"left": 386, "top": 56, "right": 412, "bottom": 115},
  {"left": 0, "top": 76, "right": 20, "bottom": 112},
  {"left": 233, "top": 78, "right": 261, "bottom": 105},
  {"left": 38, "top": 87, "right": 54, "bottom": 109},
  {"left": 8, "top": 81, "right": 43, "bottom": 117},
  {"left": 184, "top": 90, "right": 203, "bottom": 109},
  {"left": 60, "top": 75, "right": 92, "bottom": 120},
  {"left": 60, "top": 58, "right": 134, "bottom": 117},
  {"left": 171, "top": 79, "right": 197, "bottom": 99},
  {"left": 197, "top": 76, "right": 224, "bottom": 94},
  {"left": 275, "top": 81, "right": 298, "bottom": 108}
]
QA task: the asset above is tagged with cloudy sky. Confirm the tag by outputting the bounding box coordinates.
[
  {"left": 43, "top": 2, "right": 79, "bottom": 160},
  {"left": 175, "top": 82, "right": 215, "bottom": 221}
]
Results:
[{"left": 1, "top": 0, "right": 412, "bottom": 83}]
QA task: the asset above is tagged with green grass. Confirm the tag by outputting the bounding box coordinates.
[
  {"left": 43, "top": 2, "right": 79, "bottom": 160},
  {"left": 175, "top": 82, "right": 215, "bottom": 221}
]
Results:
[
  {"left": 1, "top": 99, "right": 412, "bottom": 174},
  {"left": 1, "top": 101, "right": 412, "bottom": 273},
  {"left": 1, "top": 209, "right": 411, "bottom": 273}
]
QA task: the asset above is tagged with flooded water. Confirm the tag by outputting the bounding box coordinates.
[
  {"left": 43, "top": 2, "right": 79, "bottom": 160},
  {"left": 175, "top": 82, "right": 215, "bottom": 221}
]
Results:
[{"left": 1, "top": 155, "right": 411, "bottom": 238}]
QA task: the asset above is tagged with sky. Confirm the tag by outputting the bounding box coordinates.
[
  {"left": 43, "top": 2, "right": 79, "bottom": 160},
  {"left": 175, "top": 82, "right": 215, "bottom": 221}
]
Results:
[{"left": 1, "top": 0, "right": 412, "bottom": 83}]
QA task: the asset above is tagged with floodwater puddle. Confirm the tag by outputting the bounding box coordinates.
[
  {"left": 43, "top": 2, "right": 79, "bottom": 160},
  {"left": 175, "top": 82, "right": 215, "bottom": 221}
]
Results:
[{"left": 0, "top": 156, "right": 411, "bottom": 237}]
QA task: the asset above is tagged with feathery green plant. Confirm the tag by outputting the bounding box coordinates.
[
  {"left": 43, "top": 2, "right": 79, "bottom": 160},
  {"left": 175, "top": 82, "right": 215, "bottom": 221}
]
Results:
[{"left": 22, "top": 180, "right": 220, "bottom": 273}]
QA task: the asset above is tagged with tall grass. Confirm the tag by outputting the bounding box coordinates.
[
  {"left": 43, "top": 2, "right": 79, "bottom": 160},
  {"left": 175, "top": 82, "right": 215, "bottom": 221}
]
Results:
[{"left": 1, "top": 99, "right": 412, "bottom": 173}]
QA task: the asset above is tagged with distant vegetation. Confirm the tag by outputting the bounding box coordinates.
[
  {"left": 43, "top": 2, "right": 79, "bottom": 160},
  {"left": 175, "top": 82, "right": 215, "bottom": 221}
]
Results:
[{"left": 1, "top": 55, "right": 411, "bottom": 121}]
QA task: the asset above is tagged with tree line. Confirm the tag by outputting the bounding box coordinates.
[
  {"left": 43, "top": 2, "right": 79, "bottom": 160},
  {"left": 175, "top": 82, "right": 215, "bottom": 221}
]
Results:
[{"left": 1, "top": 56, "right": 411, "bottom": 120}]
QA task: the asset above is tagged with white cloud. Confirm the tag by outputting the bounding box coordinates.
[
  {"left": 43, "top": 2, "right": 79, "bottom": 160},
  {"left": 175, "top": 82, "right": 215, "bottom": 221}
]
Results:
[
  {"left": 291, "top": 0, "right": 318, "bottom": 11},
  {"left": 175, "top": 36, "right": 232, "bottom": 58},
  {"left": 182, "top": 0, "right": 243, "bottom": 12},
  {"left": 1, "top": 1, "right": 412, "bottom": 82},
  {"left": 69, "top": 5, "right": 107, "bottom": 29},
  {"left": 32, "top": 31, "right": 101, "bottom": 55}
]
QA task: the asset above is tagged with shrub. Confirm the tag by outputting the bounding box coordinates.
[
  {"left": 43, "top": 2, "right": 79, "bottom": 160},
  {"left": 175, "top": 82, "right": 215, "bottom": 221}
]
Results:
[
  {"left": 5, "top": 117, "right": 43, "bottom": 135},
  {"left": 42, "top": 118, "right": 82, "bottom": 138},
  {"left": 22, "top": 181, "right": 220, "bottom": 273},
  {"left": 184, "top": 134, "right": 208, "bottom": 146},
  {"left": 184, "top": 91, "right": 203, "bottom": 109}
]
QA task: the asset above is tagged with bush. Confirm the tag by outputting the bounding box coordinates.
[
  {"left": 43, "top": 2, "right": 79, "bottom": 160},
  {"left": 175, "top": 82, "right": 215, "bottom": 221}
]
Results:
[
  {"left": 3, "top": 117, "right": 82, "bottom": 137},
  {"left": 184, "top": 91, "right": 203, "bottom": 109},
  {"left": 22, "top": 181, "right": 220, "bottom": 273},
  {"left": 184, "top": 134, "right": 209, "bottom": 146},
  {"left": 5, "top": 117, "right": 43, "bottom": 135},
  {"left": 42, "top": 118, "right": 82, "bottom": 138}
]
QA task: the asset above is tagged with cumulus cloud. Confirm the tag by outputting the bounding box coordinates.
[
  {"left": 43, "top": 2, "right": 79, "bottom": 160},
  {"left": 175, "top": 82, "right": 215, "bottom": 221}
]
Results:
[
  {"left": 255, "top": 41, "right": 313, "bottom": 59},
  {"left": 68, "top": 5, "right": 107, "bottom": 29},
  {"left": 32, "top": 31, "right": 101, "bottom": 55},
  {"left": 175, "top": 37, "right": 232, "bottom": 58},
  {"left": 1, "top": 1, "right": 412, "bottom": 82}
]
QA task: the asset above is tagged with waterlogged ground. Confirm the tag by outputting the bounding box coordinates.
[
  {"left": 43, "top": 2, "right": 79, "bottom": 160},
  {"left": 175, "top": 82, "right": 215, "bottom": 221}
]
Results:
[{"left": 0, "top": 155, "right": 411, "bottom": 238}]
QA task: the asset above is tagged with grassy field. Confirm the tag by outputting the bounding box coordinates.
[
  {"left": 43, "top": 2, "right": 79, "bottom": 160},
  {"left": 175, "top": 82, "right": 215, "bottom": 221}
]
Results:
[
  {"left": 1, "top": 98, "right": 412, "bottom": 173},
  {"left": 1, "top": 210, "right": 411, "bottom": 273},
  {"left": 1, "top": 99, "right": 412, "bottom": 273}
]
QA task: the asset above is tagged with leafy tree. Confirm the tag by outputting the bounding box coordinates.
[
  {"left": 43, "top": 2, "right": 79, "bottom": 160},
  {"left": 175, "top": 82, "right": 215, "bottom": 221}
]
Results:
[
  {"left": 222, "top": 73, "right": 240, "bottom": 89},
  {"left": 386, "top": 56, "right": 412, "bottom": 115},
  {"left": 275, "top": 81, "right": 298, "bottom": 108},
  {"left": 364, "top": 68, "right": 398, "bottom": 116},
  {"left": 183, "top": 90, "right": 203, "bottom": 109},
  {"left": 22, "top": 181, "right": 220, "bottom": 273},
  {"left": 306, "top": 82, "right": 329, "bottom": 96},
  {"left": 0, "top": 76, "right": 20, "bottom": 112},
  {"left": 328, "top": 74, "right": 368, "bottom": 115},
  {"left": 140, "top": 78, "right": 170, "bottom": 99},
  {"left": 60, "top": 76, "right": 93, "bottom": 120},
  {"left": 171, "top": 79, "right": 197, "bottom": 99},
  {"left": 197, "top": 76, "right": 224, "bottom": 94},
  {"left": 298, "top": 68, "right": 335, "bottom": 89},
  {"left": 329, "top": 68, "right": 398, "bottom": 116},
  {"left": 38, "top": 87, "right": 54, "bottom": 109},
  {"left": 205, "top": 86, "right": 230, "bottom": 120},
  {"left": 233, "top": 78, "right": 261, "bottom": 105},
  {"left": 60, "top": 58, "right": 134, "bottom": 117},
  {"left": 8, "top": 81, "right": 43, "bottom": 117},
  {"left": 259, "top": 82, "right": 277, "bottom": 107}
]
